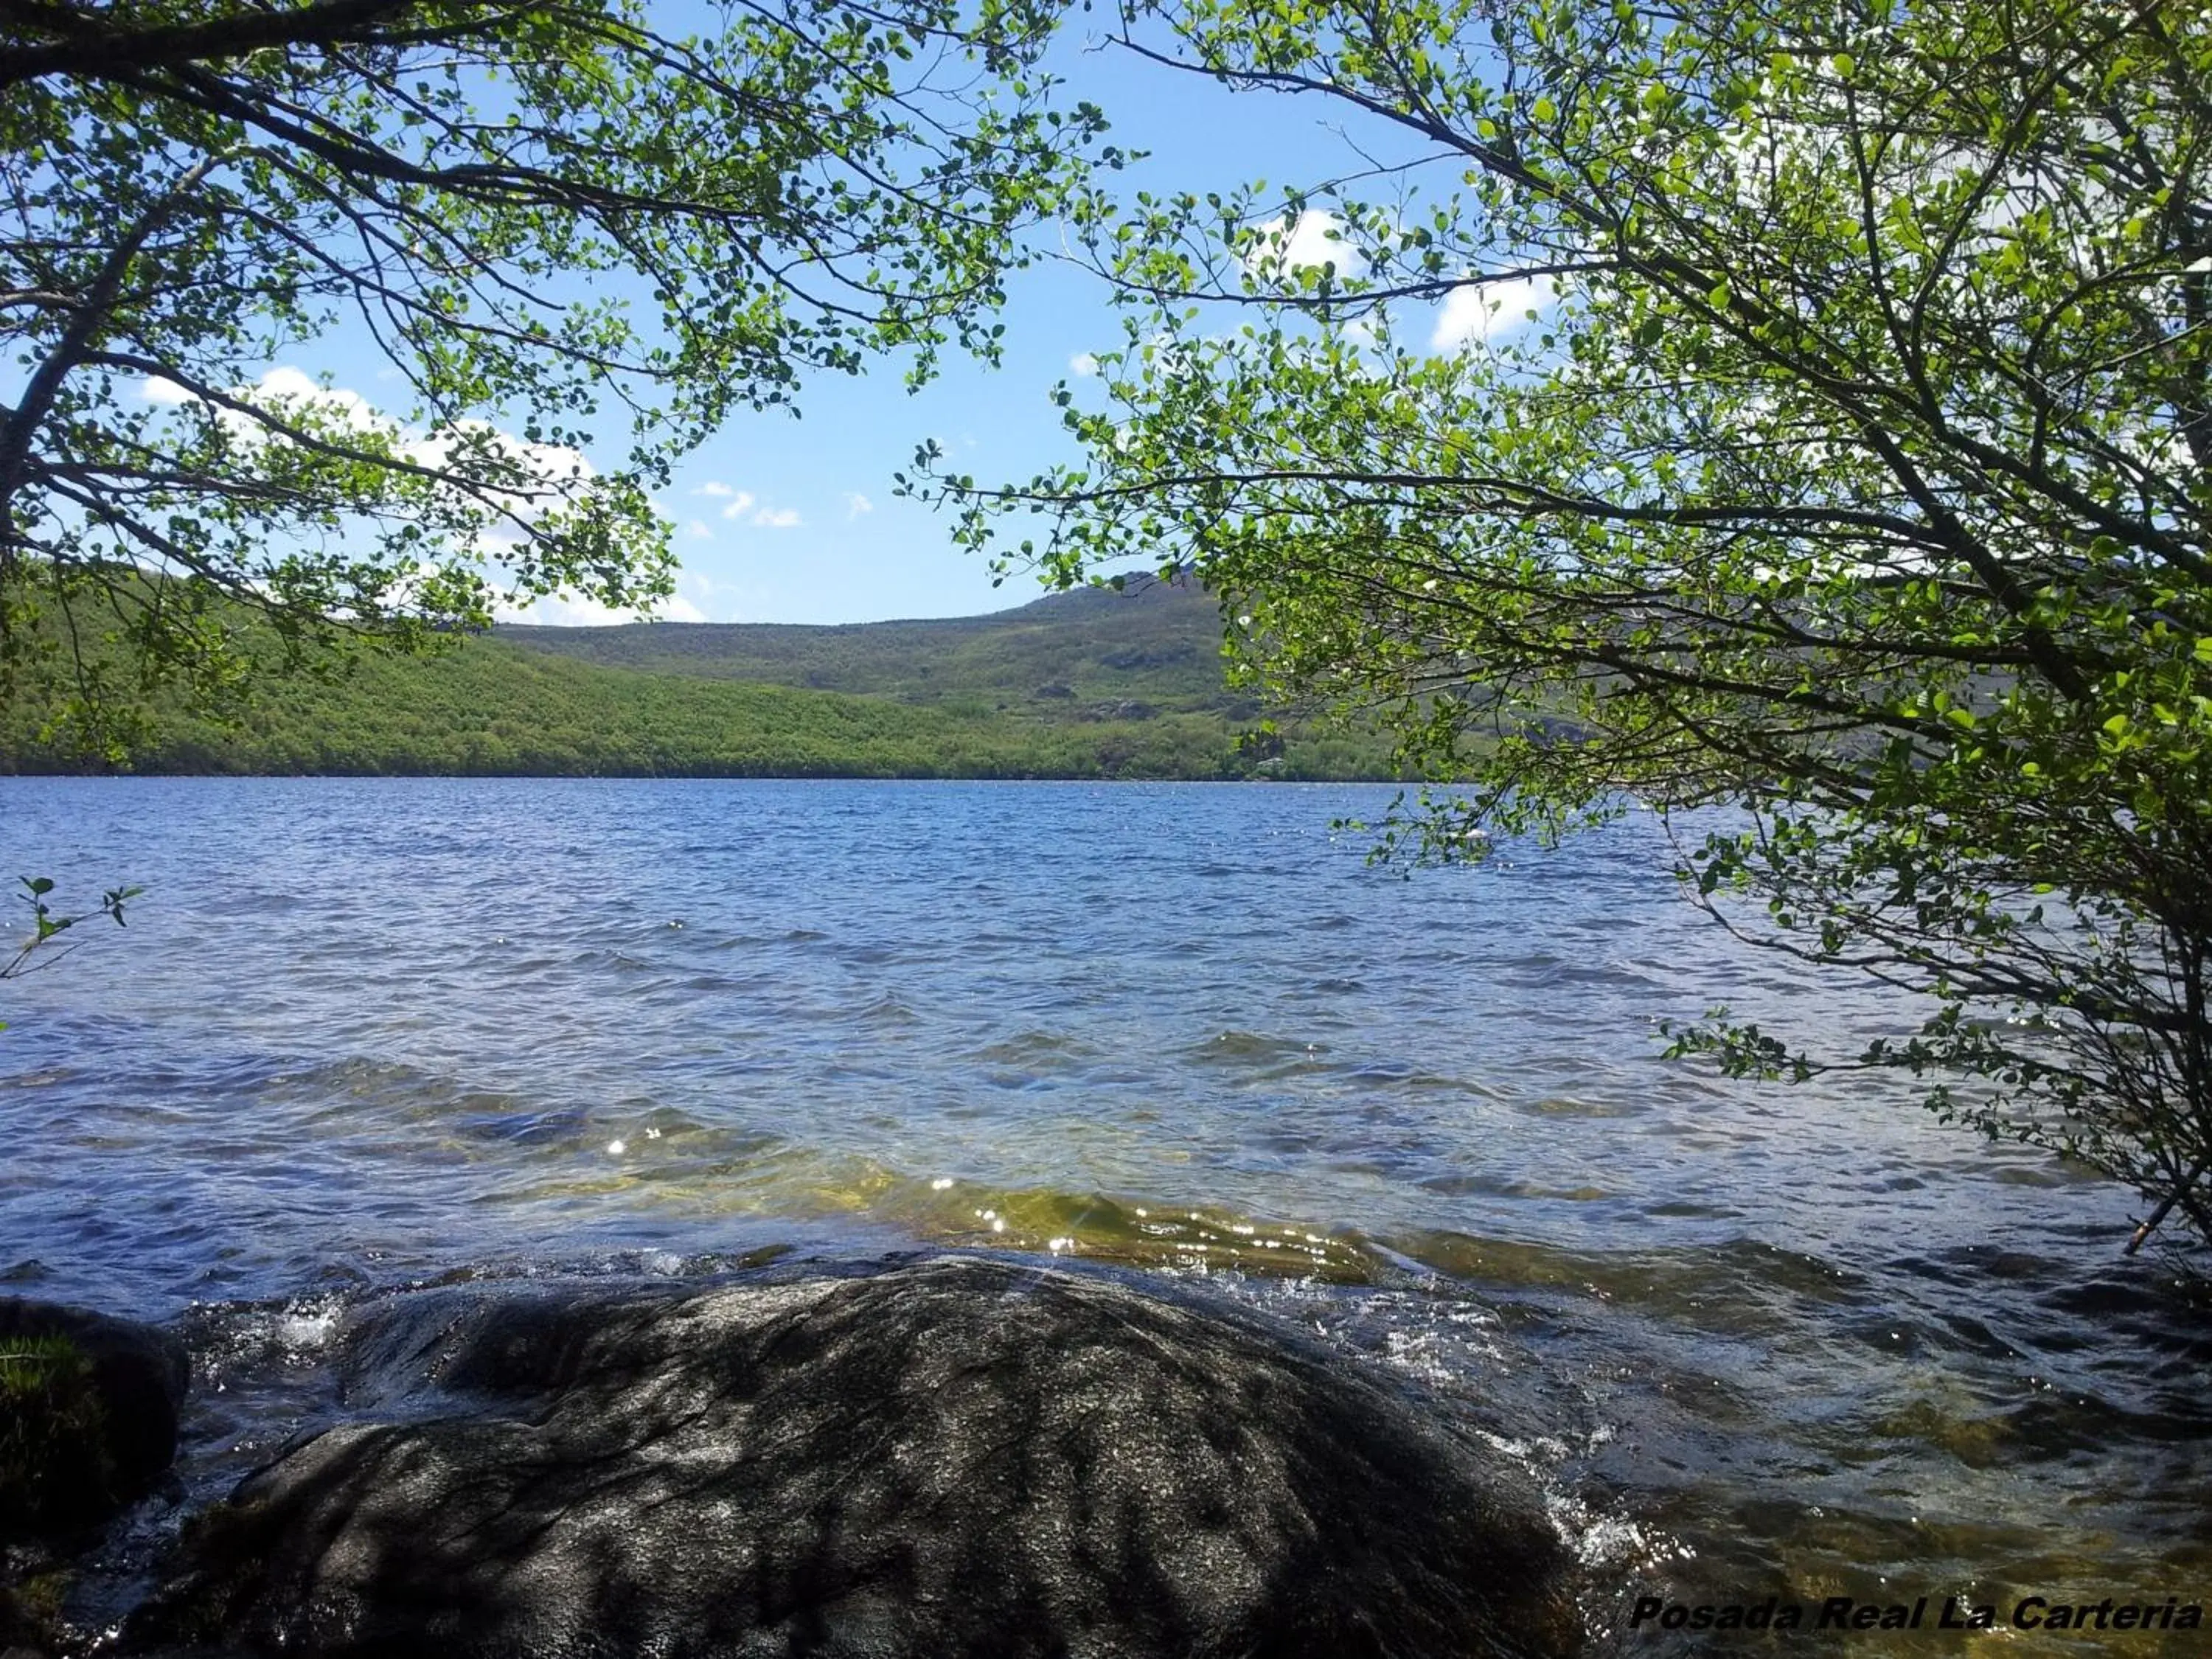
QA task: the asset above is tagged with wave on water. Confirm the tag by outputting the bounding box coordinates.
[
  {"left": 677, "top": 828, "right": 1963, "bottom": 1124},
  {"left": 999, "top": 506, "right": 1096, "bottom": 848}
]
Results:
[{"left": 6, "top": 778, "right": 2212, "bottom": 1652}]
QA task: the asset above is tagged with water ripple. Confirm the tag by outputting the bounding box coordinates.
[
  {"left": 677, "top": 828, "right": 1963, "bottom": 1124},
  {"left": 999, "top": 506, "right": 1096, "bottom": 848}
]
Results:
[{"left": 3, "top": 776, "right": 2208, "bottom": 1641}]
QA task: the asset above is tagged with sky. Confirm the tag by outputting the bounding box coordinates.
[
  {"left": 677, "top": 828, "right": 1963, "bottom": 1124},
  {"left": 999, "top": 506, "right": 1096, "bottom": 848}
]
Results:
[
  {"left": 618, "top": 40, "right": 1371, "bottom": 627},
  {"left": 164, "top": 17, "right": 1526, "bottom": 628}
]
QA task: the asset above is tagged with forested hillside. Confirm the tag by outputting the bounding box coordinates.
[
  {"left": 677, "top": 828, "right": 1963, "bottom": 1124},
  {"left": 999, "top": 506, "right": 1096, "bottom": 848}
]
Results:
[
  {"left": 1, "top": 580, "right": 1400, "bottom": 779},
  {"left": 499, "top": 576, "right": 1247, "bottom": 723}
]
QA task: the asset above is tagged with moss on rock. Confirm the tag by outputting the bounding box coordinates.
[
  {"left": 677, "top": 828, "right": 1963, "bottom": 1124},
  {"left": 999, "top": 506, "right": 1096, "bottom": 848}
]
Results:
[
  {"left": 0, "top": 1335, "right": 114, "bottom": 1539},
  {"left": 0, "top": 1301, "right": 189, "bottom": 1545}
]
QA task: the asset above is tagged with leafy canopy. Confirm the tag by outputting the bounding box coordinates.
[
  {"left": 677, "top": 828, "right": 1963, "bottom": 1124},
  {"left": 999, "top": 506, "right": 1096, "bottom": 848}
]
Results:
[
  {"left": 0, "top": 0, "right": 1107, "bottom": 750},
  {"left": 936, "top": 0, "right": 2212, "bottom": 1249}
]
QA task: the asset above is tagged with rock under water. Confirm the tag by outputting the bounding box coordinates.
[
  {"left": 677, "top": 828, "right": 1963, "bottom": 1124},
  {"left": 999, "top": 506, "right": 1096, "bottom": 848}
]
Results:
[{"left": 128, "top": 1256, "right": 1582, "bottom": 1658}]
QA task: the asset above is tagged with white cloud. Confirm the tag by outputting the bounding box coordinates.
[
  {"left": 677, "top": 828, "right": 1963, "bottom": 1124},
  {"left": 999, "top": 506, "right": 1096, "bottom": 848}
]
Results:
[
  {"left": 1242, "top": 210, "right": 1366, "bottom": 281},
  {"left": 845, "top": 493, "right": 874, "bottom": 519},
  {"left": 493, "top": 591, "right": 625, "bottom": 626},
  {"left": 495, "top": 588, "right": 706, "bottom": 626},
  {"left": 147, "top": 365, "right": 393, "bottom": 445},
  {"left": 1430, "top": 275, "right": 1562, "bottom": 352},
  {"left": 141, "top": 368, "right": 592, "bottom": 520},
  {"left": 1068, "top": 352, "right": 1100, "bottom": 377},
  {"left": 404, "top": 417, "right": 594, "bottom": 511},
  {"left": 686, "top": 519, "right": 712, "bottom": 540},
  {"left": 256, "top": 366, "right": 390, "bottom": 436},
  {"left": 670, "top": 571, "right": 735, "bottom": 620},
  {"left": 699, "top": 485, "right": 799, "bottom": 528}
]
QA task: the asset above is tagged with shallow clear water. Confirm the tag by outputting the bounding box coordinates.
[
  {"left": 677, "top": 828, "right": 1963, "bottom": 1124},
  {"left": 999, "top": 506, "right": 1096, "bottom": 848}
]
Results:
[{"left": 4, "top": 777, "right": 2208, "bottom": 1652}]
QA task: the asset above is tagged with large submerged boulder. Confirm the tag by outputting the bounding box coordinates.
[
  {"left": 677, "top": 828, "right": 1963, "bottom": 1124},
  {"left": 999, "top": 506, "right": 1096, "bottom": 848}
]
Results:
[
  {"left": 130, "top": 1256, "right": 1581, "bottom": 1658},
  {"left": 0, "top": 1297, "right": 189, "bottom": 1542}
]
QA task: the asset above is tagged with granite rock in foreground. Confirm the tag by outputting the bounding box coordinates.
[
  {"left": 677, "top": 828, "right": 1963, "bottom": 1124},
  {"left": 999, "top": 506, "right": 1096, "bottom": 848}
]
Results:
[{"left": 129, "top": 1256, "right": 1581, "bottom": 1658}]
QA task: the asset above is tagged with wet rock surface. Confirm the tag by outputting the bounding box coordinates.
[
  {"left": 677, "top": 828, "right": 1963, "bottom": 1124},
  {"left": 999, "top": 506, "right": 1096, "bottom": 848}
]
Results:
[
  {"left": 0, "top": 1298, "right": 189, "bottom": 1543},
  {"left": 126, "top": 1255, "right": 1580, "bottom": 1658}
]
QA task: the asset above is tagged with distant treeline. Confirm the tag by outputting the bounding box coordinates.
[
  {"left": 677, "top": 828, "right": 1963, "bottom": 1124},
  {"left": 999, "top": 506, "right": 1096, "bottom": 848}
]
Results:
[{"left": 1, "top": 630, "right": 1405, "bottom": 781}]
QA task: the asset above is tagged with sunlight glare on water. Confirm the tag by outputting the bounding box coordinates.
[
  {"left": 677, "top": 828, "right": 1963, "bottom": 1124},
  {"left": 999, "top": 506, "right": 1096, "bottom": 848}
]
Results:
[{"left": 4, "top": 776, "right": 2208, "bottom": 1653}]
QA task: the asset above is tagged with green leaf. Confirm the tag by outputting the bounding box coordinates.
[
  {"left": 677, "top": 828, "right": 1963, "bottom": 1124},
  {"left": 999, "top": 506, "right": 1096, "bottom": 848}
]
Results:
[
  {"left": 1, "top": 0, "right": 1103, "bottom": 759},
  {"left": 935, "top": 0, "right": 2212, "bottom": 1253}
]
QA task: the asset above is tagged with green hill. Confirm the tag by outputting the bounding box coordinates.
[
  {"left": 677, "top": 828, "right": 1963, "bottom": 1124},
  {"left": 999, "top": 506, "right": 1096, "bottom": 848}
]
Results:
[
  {"left": 498, "top": 576, "right": 1253, "bottom": 723},
  {"left": 1, "top": 578, "right": 1402, "bottom": 779}
]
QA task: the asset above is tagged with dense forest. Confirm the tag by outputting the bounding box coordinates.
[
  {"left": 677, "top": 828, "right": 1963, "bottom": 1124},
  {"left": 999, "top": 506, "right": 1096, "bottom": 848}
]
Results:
[
  {"left": 0, "top": 581, "right": 1403, "bottom": 779},
  {"left": 503, "top": 577, "right": 1245, "bottom": 717}
]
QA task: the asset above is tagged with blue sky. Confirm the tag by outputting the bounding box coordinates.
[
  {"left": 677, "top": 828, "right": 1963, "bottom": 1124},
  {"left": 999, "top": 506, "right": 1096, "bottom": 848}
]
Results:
[
  {"left": 625, "top": 43, "right": 1352, "bottom": 626},
  {"left": 575, "top": 34, "right": 1380, "bottom": 627},
  {"left": 187, "top": 21, "right": 1521, "bottom": 627}
]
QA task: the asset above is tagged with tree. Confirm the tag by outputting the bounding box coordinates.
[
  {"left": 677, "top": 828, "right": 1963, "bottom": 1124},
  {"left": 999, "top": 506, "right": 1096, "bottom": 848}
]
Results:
[
  {"left": 934, "top": 0, "right": 2212, "bottom": 1251},
  {"left": 1, "top": 0, "right": 1105, "bottom": 751}
]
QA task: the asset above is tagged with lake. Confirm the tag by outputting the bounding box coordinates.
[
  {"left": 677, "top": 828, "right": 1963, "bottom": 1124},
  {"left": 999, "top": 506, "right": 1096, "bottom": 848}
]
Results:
[{"left": 4, "top": 777, "right": 2207, "bottom": 1652}]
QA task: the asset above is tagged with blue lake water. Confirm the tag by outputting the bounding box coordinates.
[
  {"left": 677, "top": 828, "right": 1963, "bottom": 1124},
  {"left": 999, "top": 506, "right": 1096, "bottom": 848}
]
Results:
[{"left": 4, "top": 777, "right": 2208, "bottom": 1651}]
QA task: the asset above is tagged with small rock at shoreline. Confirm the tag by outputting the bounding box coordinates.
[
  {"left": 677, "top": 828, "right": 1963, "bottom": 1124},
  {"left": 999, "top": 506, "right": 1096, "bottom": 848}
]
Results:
[{"left": 0, "top": 1298, "right": 188, "bottom": 1543}]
